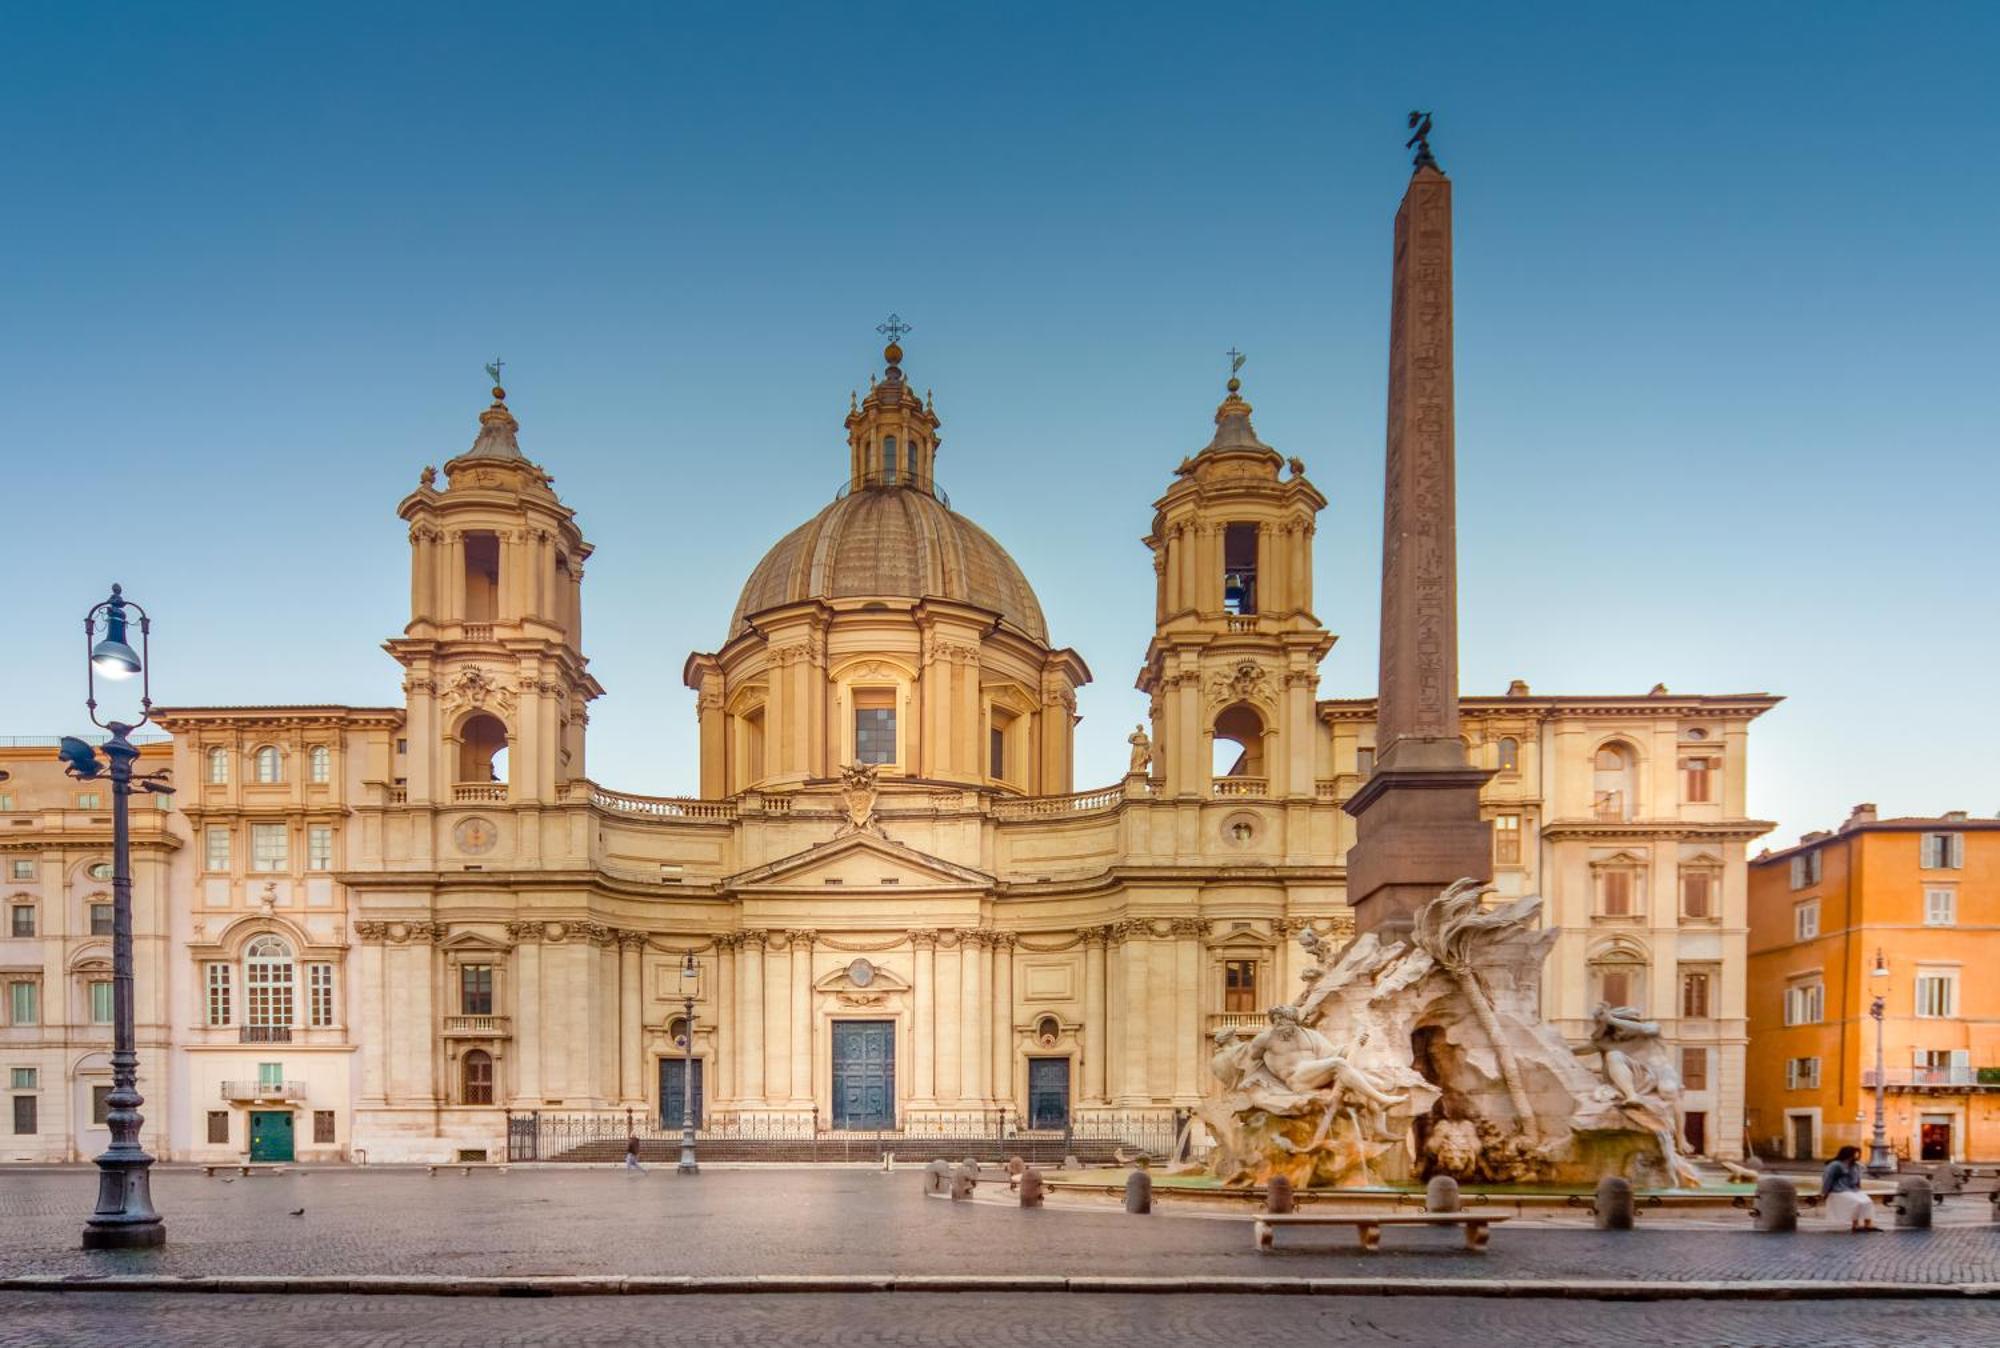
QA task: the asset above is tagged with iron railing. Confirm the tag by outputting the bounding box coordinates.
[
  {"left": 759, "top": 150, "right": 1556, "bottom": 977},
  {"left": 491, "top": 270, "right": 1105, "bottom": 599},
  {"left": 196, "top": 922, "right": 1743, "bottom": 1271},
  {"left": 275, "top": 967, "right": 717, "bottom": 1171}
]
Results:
[
  {"left": 1864, "top": 1066, "right": 2000, "bottom": 1089},
  {"left": 238, "top": 1026, "right": 292, "bottom": 1043}
]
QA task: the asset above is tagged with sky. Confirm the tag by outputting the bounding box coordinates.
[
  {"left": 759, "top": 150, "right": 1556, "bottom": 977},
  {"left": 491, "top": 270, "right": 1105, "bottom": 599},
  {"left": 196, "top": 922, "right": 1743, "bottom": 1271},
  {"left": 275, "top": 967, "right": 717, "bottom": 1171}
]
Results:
[{"left": 1, "top": 2, "right": 1995, "bottom": 848}]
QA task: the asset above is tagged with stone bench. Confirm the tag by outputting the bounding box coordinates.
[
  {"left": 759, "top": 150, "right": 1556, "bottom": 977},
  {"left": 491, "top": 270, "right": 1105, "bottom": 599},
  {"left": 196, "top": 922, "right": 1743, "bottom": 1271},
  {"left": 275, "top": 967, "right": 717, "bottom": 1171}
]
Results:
[
  {"left": 1251, "top": 1211, "right": 1510, "bottom": 1252},
  {"left": 203, "top": 1164, "right": 285, "bottom": 1177},
  {"left": 427, "top": 1163, "right": 508, "bottom": 1175}
]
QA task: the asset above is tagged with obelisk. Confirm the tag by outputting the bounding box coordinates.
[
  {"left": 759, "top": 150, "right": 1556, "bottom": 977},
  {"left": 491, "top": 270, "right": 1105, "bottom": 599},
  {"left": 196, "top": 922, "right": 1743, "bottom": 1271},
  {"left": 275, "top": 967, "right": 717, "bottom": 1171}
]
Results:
[{"left": 1343, "top": 118, "right": 1493, "bottom": 937}]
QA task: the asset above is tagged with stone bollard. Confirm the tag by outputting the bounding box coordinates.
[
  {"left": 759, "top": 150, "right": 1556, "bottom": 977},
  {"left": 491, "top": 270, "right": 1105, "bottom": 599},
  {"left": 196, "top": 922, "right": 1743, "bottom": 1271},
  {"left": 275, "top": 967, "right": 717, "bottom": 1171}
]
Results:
[
  {"left": 1019, "top": 1168, "right": 1045, "bottom": 1208},
  {"left": 1753, "top": 1175, "right": 1798, "bottom": 1233},
  {"left": 951, "top": 1162, "right": 979, "bottom": 1201},
  {"left": 1426, "top": 1175, "right": 1462, "bottom": 1214},
  {"left": 1594, "top": 1176, "right": 1635, "bottom": 1231},
  {"left": 924, "top": 1159, "right": 950, "bottom": 1196},
  {"left": 1265, "top": 1176, "right": 1295, "bottom": 1214},
  {"left": 882, "top": 1151, "right": 895, "bottom": 1172},
  {"left": 1062, "top": 1155, "right": 1083, "bottom": 1171},
  {"left": 1124, "top": 1170, "right": 1153, "bottom": 1214},
  {"left": 1895, "top": 1175, "right": 1933, "bottom": 1229}
]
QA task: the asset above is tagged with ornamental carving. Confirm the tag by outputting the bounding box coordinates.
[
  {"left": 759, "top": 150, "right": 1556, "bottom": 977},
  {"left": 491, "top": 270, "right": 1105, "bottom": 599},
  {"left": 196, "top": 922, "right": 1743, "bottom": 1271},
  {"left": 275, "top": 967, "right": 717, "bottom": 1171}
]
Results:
[
  {"left": 836, "top": 991, "right": 888, "bottom": 1008},
  {"left": 835, "top": 763, "right": 886, "bottom": 839},
  {"left": 1169, "top": 917, "right": 1210, "bottom": 938},
  {"left": 615, "top": 930, "right": 650, "bottom": 951},
  {"left": 441, "top": 668, "right": 517, "bottom": 718},
  {"left": 909, "top": 929, "right": 939, "bottom": 949},
  {"left": 786, "top": 929, "right": 817, "bottom": 948},
  {"left": 504, "top": 920, "right": 542, "bottom": 944},
  {"left": 927, "top": 639, "right": 980, "bottom": 665},
  {"left": 1207, "top": 660, "right": 1275, "bottom": 709},
  {"left": 354, "top": 921, "right": 390, "bottom": 943}
]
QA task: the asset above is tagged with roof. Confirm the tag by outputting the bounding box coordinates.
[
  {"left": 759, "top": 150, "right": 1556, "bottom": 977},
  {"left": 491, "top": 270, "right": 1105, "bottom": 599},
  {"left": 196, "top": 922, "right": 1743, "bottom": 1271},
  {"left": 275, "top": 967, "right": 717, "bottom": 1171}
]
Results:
[
  {"left": 1318, "top": 692, "right": 1782, "bottom": 720},
  {"left": 1754, "top": 814, "right": 2000, "bottom": 865}
]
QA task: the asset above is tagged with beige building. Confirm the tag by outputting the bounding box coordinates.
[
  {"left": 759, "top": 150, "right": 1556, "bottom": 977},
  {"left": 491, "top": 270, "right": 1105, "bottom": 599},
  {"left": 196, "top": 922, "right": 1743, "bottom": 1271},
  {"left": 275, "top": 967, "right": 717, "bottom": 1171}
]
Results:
[{"left": 4, "top": 339, "right": 1780, "bottom": 1167}]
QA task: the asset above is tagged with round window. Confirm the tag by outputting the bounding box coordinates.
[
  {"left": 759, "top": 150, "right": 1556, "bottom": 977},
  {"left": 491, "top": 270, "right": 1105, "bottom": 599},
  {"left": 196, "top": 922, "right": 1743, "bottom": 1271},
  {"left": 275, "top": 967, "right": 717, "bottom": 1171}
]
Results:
[{"left": 87, "top": 862, "right": 113, "bottom": 880}]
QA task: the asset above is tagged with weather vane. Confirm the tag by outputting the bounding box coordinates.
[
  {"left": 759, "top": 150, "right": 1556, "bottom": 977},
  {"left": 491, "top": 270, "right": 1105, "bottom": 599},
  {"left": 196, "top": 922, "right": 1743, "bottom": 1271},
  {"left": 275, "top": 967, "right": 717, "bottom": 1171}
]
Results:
[
  {"left": 484, "top": 358, "right": 506, "bottom": 389},
  {"left": 1406, "top": 110, "right": 1436, "bottom": 170},
  {"left": 876, "top": 314, "right": 912, "bottom": 345},
  {"left": 1227, "top": 347, "right": 1246, "bottom": 376}
]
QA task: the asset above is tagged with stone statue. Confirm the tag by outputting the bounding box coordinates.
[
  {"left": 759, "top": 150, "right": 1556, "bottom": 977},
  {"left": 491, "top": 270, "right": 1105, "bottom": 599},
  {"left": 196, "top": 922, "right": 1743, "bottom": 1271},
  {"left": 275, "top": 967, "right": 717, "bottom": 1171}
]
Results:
[
  {"left": 835, "top": 763, "right": 885, "bottom": 838},
  {"left": 1584, "top": 1002, "right": 1700, "bottom": 1188},
  {"left": 419, "top": 465, "right": 437, "bottom": 488},
  {"left": 1126, "top": 724, "right": 1152, "bottom": 774},
  {"left": 1296, "top": 925, "right": 1329, "bottom": 982},
  {"left": 1241, "top": 1006, "right": 1408, "bottom": 1141},
  {"left": 1587, "top": 1004, "right": 1665, "bottom": 1108},
  {"left": 1210, "top": 1025, "right": 1250, "bottom": 1092}
]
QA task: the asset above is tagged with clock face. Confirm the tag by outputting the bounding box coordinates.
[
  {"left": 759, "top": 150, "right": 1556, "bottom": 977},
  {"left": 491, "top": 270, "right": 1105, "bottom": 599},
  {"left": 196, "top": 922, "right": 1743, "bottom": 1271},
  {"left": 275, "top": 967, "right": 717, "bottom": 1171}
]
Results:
[{"left": 454, "top": 817, "right": 498, "bottom": 855}]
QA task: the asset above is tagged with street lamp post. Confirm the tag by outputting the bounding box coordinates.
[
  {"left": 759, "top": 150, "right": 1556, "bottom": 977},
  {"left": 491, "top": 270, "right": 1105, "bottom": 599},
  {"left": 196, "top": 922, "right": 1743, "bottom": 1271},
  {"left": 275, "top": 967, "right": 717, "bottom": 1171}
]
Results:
[
  {"left": 65, "top": 584, "right": 171, "bottom": 1249},
  {"left": 678, "top": 951, "right": 699, "bottom": 1175},
  {"left": 1867, "top": 948, "right": 1894, "bottom": 1177}
]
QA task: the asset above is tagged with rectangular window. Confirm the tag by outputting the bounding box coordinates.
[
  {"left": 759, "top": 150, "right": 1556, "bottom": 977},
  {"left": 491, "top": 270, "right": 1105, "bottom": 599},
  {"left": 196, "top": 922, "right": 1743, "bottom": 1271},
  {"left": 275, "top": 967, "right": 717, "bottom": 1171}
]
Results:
[
  {"left": 853, "top": 691, "right": 896, "bottom": 766},
  {"left": 1680, "top": 1047, "right": 1709, "bottom": 1091},
  {"left": 1222, "top": 522, "right": 1259, "bottom": 614},
  {"left": 1356, "top": 747, "right": 1375, "bottom": 778},
  {"left": 1681, "top": 971, "right": 1712, "bottom": 1019},
  {"left": 307, "top": 963, "right": 335, "bottom": 1028},
  {"left": 1919, "top": 833, "right": 1964, "bottom": 870},
  {"left": 76, "top": 792, "right": 102, "bottom": 810},
  {"left": 1789, "top": 850, "right": 1822, "bottom": 889},
  {"left": 8, "top": 982, "right": 38, "bottom": 1026},
  {"left": 1680, "top": 870, "right": 1714, "bottom": 919},
  {"left": 1681, "top": 757, "right": 1714, "bottom": 803},
  {"left": 1784, "top": 981, "right": 1824, "bottom": 1026},
  {"left": 1494, "top": 814, "right": 1522, "bottom": 865},
  {"left": 91, "top": 1084, "right": 111, "bottom": 1125},
  {"left": 0, "top": 793, "right": 11, "bottom": 811},
  {"left": 314, "top": 1110, "right": 335, "bottom": 1144},
  {"left": 1785, "top": 1056, "right": 1821, "bottom": 1090},
  {"left": 11, "top": 1095, "right": 35, "bottom": 1135},
  {"left": 90, "top": 903, "right": 113, "bottom": 937},
  {"left": 307, "top": 826, "right": 333, "bottom": 872},
  {"left": 9, "top": 1068, "right": 35, "bottom": 1090},
  {"left": 9, "top": 905, "right": 32, "bottom": 938},
  {"left": 460, "top": 964, "right": 494, "bottom": 1017},
  {"left": 1915, "top": 969, "right": 1958, "bottom": 1019},
  {"left": 1924, "top": 889, "right": 1956, "bottom": 926},
  {"left": 308, "top": 746, "right": 330, "bottom": 784},
  {"left": 1600, "top": 870, "right": 1633, "bottom": 917},
  {"left": 1223, "top": 959, "right": 1257, "bottom": 1014},
  {"left": 251, "top": 823, "right": 288, "bottom": 872},
  {"left": 204, "top": 827, "right": 231, "bottom": 872},
  {"left": 1794, "top": 900, "right": 1820, "bottom": 941},
  {"left": 207, "top": 1110, "right": 229, "bottom": 1144},
  {"left": 1599, "top": 968, "right": 1634, "bottom": 1008},
  {"left": 89, "top": 980, "right": 113, "bottom": 1024},
  {"left": 258, "top": 1061, "right": 284, "bottom": 1088},
  {"left": 9, "top": 860, "right": 32, "bottom": 880},
  {"left": 989, "top": 726, "right": 1006, "bottom": 781},
  {"left": 206, "top": 964, "right": 232, "bottom": 1027}
]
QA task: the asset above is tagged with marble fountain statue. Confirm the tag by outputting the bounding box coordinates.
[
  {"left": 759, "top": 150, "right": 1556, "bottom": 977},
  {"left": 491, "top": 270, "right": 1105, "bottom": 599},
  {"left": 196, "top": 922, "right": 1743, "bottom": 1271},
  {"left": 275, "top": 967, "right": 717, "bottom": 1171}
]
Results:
[{"left": 1201, "top": 879, "right": 1700, "bottom": 1191}]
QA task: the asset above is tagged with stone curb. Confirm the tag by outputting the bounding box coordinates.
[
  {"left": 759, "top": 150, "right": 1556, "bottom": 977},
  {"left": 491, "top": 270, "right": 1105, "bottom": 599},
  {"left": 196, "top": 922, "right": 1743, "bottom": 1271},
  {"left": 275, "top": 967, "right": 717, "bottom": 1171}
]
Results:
[{"left": 2, "top": 1275, "right": 1996, "bottom": 1300}]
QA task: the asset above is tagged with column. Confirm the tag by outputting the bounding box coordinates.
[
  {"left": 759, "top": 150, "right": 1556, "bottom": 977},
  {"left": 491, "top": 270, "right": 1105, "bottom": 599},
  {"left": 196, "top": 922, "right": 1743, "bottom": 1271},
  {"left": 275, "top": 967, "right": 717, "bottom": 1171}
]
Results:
[
  {"left": 618, "top": 932, "right": 644, "bottom": 1105},
  {"left": 358, "top": 931, "right": 387, "bottom": 1103},
  {"left": 935, "top": 936, "right": 962, "bottom": 1104},
  {"left": 512, "top": 927, "right": 542, "bottom": 1102},
  {"left": 1121, "top": 928, "right": 1150, "bottom": 1105},
  {"left": 763, "top": 933, "right": 789, "bottom": 1108},
  {"left": 788, "top": 930, "right": 813, "bottom": 1107},
  {"left": 1173, "top": 923, "right": 1200, "bottom": 1101},
  {"left": 959, "top": 932, "right": 988, "bottom": 1107},
  {"left": 736, "top": 932, "right": 765, "bottom": 1104},
  {"left": 990, "top": 935, "right": 1015, "bottom": 1113},
  {"left": 911, "top": 932, "right": 937, "bottom": 1105},
  {"left": 1083, "top": 930, "right": 1107, "bottom": 1104},
  {"left": 713, "top": 936, "right": 735, "bottom": 1104},
  {"left": 443, "top": 532, "right": 465, "bottom": 623}
]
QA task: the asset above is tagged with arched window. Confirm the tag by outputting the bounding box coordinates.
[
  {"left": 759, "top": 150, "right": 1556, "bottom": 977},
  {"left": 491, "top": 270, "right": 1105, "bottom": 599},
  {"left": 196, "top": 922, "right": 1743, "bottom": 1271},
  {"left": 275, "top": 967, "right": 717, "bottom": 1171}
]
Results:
[
  {"left": 307, "top": 745, "right": 330, "bottom": 784},
  {"left": 253, "top": 746, "right": 282, "bottom": 784},
  {"left": 245, "top": 935, "right": 294, "bottom": 1031},
  {"left": 206, "top": 748, "right": 230, "bottom": 785},
  {"left": 462, "top": 1049, "right": 494, "bottom": 1105},
  {"left": 881, "top": 435, "right": 898, "bottom": 484},
  {"left": 1497, "top": 737, "right": 1520, "bottom": 773},
  {"left": 1212, "top": 703, "right": 1265, "bottom": 781},
  {"left": 457, "top": 714, "right": 509, "bottom": 784},
  {"left": 1592, "top": 743, "right": 1636, "bottom": 821}
]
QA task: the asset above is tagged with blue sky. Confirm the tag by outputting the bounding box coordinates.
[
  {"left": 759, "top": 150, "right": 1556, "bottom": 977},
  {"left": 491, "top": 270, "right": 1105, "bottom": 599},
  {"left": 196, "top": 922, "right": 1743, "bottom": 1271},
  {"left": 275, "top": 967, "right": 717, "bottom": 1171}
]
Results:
[{"left": 2, "top": 3, "right": 1994, "bottom": 846}]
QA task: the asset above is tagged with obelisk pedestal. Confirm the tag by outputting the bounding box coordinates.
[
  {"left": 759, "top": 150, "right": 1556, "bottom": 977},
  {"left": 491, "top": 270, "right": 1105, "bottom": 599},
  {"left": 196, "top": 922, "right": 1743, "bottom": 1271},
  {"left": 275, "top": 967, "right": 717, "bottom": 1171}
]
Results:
[{"left": 1344, "top": 156, "right": 1492, "bottom": 937}]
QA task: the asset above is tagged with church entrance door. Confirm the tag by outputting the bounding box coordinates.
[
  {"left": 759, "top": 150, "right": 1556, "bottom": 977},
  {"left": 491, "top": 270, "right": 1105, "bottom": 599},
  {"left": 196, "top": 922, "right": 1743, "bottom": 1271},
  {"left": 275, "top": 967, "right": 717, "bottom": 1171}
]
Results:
[
  {"left": 1027, "top": 1058, "right": 1070, "bottom": 1129},
  {"left": 831, "top": 1020, "right": 895, "bottom": 1130},
  {"left": 660, "top": 1058, "right": 704, "bottom": 1131}
]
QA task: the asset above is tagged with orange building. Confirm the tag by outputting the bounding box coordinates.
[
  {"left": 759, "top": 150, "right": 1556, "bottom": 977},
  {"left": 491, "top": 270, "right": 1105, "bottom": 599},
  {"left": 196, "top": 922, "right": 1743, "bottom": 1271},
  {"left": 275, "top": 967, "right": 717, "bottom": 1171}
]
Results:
[{"left": 1746, "top": 806, "right": 2000, "bottom": 1164}]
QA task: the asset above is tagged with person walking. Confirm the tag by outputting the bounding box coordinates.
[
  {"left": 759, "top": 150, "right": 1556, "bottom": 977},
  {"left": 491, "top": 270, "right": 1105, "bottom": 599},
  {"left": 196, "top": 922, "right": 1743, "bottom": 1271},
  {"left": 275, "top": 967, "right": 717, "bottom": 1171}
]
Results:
[
  {"left": 625, "top": 1133, "right": 645, "bottom": 1172},
  {"left": 1822, "top": 1145, "right": 1877, "bottom": 1231}
]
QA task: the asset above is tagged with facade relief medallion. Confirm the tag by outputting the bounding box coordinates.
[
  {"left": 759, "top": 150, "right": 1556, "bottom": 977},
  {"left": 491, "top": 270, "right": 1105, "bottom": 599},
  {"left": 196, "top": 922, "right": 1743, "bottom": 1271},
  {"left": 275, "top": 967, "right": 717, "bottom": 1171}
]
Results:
[
  {"left": 846, "top": 957, "right": 876, "bottom": 988},
  {"left": 453, "top": 817, "right": 499, "bottom": 855}
]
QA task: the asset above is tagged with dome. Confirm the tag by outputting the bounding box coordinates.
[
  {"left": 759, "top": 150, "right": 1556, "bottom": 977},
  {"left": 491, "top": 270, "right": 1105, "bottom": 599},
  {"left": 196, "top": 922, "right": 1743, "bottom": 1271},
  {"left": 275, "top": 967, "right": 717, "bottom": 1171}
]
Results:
[{"left": 730, "top": 485, "right": 1049, "bottom": 643}]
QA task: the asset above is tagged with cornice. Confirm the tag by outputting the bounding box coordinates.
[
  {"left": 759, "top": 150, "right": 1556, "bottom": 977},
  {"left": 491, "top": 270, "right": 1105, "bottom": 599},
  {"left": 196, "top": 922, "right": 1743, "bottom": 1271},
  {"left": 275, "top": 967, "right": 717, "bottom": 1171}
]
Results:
[{"left": 1540, "top": 818, "right": 1777, "bottom": 843}]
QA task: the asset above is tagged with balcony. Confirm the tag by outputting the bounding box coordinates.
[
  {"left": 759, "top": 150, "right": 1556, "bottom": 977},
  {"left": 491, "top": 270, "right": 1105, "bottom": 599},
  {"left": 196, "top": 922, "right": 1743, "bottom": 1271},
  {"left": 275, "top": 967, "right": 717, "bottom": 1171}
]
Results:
[
  {"left": 1211, "top": 777, "right": 1269, "bottom": 799},
  {"left": 1208, "top": 1011, "right": 1266, "bottom": 1036},
  {"left": 443, "top": 1014, "right": 512, "bottom": 1038},
  {"left": 452, "top": 783, "right": 508, "bottom": 804},
  {"left": 220, "top": 1080, "right": 306, "bottom": 1103},
  {"left": 462, "top": 623, "right": 494, "bottom": 641},
  {"left": 1863, "top": 1066, "right": 2000, "bottom": 1091},
  {"left": 238, "top": 1025, "right": 293, "bottom": 1043}
]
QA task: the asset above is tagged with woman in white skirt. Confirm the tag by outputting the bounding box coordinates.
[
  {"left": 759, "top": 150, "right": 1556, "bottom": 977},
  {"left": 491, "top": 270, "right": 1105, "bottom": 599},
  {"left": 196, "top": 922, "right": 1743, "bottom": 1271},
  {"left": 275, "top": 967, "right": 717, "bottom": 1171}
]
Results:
[{"left": 1821, "top": 1145, "right": 1878, "bottom": 1231}]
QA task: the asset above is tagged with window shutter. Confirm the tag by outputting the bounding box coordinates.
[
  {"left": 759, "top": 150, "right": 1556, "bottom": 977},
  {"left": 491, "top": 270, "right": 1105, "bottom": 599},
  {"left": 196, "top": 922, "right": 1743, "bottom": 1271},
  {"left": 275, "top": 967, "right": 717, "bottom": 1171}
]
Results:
[
  {"left": 1785, "top": 1059, "right": 1798, "bottom": 1089},
  {"left": 1921, "top": 835, "right": 1939, "bottom": 868},
  {"left": 1949, "top": 833, "right": 1964, "bottom": 868}
]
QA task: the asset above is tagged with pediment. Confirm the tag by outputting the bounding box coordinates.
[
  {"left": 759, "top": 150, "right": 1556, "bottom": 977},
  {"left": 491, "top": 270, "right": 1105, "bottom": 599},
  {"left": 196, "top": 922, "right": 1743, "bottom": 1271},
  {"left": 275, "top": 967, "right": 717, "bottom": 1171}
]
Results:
[
  {"left": 724, "top": 831, "right": 993, "bottom": 893},
  {"left": 1592, "top": 849, "right": 1649, "bottom": 868},
  {"left": 440, "top": 930, "right": 512, "bottom": 953}
]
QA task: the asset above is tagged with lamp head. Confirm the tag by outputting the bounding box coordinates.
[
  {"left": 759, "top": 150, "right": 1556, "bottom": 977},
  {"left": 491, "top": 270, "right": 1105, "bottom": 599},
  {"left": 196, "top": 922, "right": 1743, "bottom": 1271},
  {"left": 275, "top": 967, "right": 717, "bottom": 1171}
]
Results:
[
  {"left": 1872, "top": 948, "right": 1889, "bottom": 977},
  {"left": 89, "top": 586, "right": 142, "bottom": 680},
  {"left": 680, "top": 951, "right": 698, "bottom": 985}
]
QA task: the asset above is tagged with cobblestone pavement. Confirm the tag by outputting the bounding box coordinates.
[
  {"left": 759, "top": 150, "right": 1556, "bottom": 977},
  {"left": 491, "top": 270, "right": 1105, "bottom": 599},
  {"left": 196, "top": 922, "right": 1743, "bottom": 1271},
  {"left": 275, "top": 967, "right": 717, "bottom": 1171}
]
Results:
[
  {"left": 1, "top": 1169, "right": 1995, "bottom": 1285},
  {"left": 2, "top": 1292, "right": 1998, "bottom": 1347}
]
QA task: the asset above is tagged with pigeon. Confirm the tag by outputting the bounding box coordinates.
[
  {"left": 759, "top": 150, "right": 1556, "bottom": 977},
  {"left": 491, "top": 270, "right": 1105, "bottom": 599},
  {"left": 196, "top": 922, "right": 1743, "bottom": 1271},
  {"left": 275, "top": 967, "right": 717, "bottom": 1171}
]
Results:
[{"left": 288, "top": 1207, "right": 305, "bottom": 1217}]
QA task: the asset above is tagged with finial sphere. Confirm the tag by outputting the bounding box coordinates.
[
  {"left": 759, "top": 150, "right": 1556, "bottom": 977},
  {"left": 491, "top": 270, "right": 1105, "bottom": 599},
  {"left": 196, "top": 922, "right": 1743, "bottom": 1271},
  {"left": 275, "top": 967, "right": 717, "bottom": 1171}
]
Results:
[{"left": 884, "top": 342, "right": 904, "bottom": 366}]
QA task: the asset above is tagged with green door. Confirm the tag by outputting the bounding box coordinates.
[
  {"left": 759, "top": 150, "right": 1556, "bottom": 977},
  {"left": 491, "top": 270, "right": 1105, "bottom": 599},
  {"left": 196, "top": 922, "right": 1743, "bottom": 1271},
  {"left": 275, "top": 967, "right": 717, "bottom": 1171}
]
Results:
[{"left": 249, "top": 1110, "right": 294, "bottom": 1162}]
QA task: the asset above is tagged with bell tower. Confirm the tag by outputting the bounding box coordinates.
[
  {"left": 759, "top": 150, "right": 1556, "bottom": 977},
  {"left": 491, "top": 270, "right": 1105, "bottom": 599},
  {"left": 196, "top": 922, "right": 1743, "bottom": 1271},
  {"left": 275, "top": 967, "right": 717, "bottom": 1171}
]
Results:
[
  {"left": 1138, "top": 368, "right": 1333, "bottom": 800},
  {"left": 386, "top": 373, "right": 604, "bottom": 829}
]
